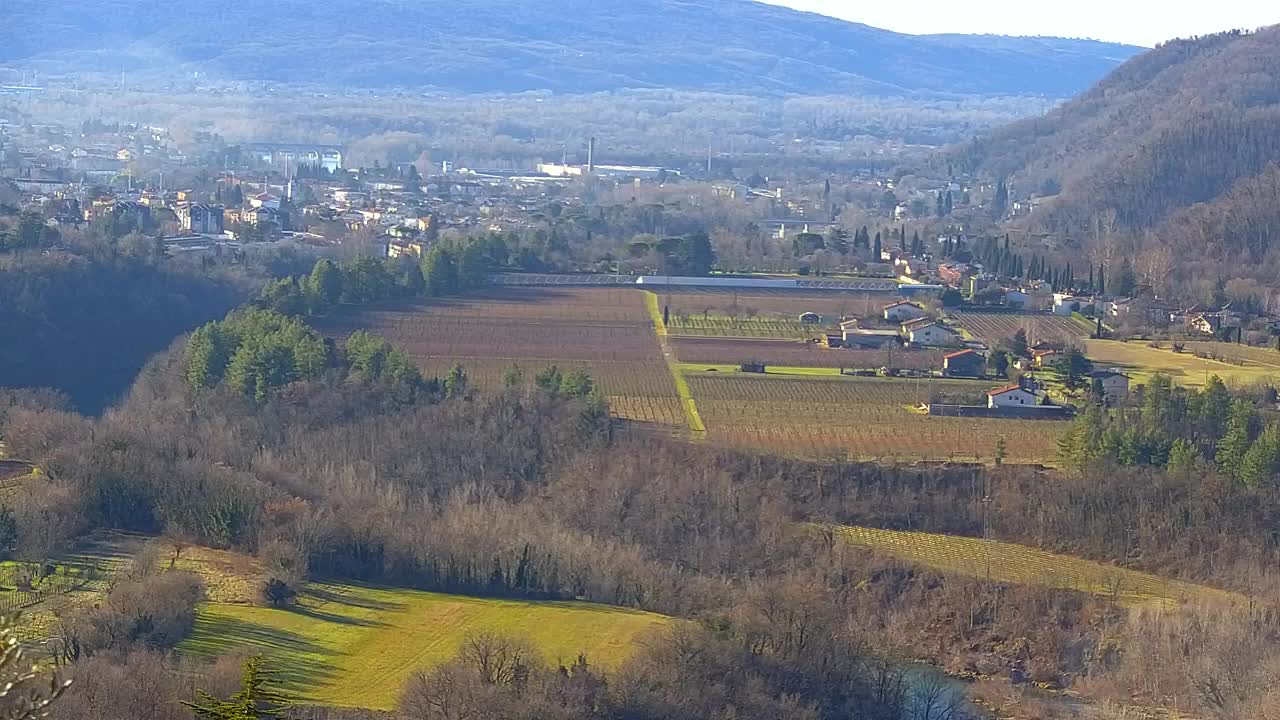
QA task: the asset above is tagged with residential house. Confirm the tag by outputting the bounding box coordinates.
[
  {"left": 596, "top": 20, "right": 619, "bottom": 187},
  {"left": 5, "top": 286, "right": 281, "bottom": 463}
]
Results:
[
  {"left": 1089, "top": 369, "right": 1130, "bottom": 403},
  {"left": 883, "top": 301, "right": 928, "bottom": 323},
  {"left": 842, "top": 328, "right": 900, "bottom": 349},
  {"left": 1053, "top": 294, "right": 1089, "bottom": 316},
  {"left": 907, "top": 322, "right": 961, "bottom": 348},
  {"left": 1189, "top": 313, "right": 1221, "bottom": 335},
  {"left": 942, "top": 349, "right": 986, "bottom": 378},
  {"left": 175, "top": 204, "right": 225, "bottom": 234},
  {"left": 987, "top": 384, "right": 1038, "bottom": 408}
]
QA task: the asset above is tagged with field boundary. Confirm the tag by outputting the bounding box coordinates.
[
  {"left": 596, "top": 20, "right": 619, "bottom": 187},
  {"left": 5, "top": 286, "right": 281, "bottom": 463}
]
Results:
[{"left": 645, "top": 292, "right": 706, "bottom": 434}]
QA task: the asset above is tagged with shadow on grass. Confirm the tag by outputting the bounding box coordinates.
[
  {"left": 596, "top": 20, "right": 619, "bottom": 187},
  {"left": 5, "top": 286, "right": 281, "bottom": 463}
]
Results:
[
  {"left": 184, "top": 614, "right": 341, "bottom": 691},
  {"left": 303, "top": 585, "right": 405, "bottom": 612},
  {"left": 286, "top": 603, "right": 387, "bottom": 628}
]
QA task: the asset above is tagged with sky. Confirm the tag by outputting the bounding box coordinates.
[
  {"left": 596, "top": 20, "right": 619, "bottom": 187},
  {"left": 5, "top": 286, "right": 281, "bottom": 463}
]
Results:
[{"left": 760, "top": 1, "right": 1278, "bottom": 47}]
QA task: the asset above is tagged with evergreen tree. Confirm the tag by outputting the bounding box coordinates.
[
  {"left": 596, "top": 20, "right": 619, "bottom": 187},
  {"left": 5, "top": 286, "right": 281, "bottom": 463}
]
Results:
[
  {"left": 421, "top": 246, "right": 459, "bottom": 296},
  {"left": 186, "top": 656, "right": 290, "bottom": 720},
  {"left": 444, "top": 363, "right": 469, "bottom": 399},
  {"left": 1217, "top": 399, "right": 1258, "bottom": 481},
  {"left": 1097, "top": 264, "right": 1106, "bottom": 295},
  {"left": 873, "top": 232, "right": 881, "bottom": 260},
  {"left": 1239, "top": 423, "right": 1280, "bottom": 487},
  {"left": 306, "top": 258, "right": 343, "bottom": 310},
  {"left": 1167, "top": 438, "right": 1202, "bottom": 475}
]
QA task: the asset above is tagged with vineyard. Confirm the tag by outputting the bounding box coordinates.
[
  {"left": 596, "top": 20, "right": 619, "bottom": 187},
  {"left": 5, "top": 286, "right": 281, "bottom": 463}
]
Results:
[
  {"left": 666, "top": 314, "right": 820, "bottom": 339},
  {"left": 319, "top": 287, "right": 686, "bottom": 430},
  {"left": 686, "top": 374, "right": 1065, "bottom": 463},
  {"left": 671, "top": 337, "right": 943, "bottom": 370},
  {"left": 951, "top": 311, "right": 1089, "bottom": 345},
  {"left": 833, "top": 525, "right": 1243, "bottom": 608},
  {"left": 653, "top": 289, "right": 899, "bottom": 322}
]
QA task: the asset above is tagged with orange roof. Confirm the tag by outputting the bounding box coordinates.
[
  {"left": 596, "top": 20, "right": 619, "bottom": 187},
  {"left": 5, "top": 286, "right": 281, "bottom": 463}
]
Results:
[
  {"left": 884, "top": 300, "right": 922, "bottom": 310},
  {"left": 986, "top": 384, "right": 1026, "bottom": 396},
  {"left": 944, "top": 349, "right": 978, "bottom": 359}
]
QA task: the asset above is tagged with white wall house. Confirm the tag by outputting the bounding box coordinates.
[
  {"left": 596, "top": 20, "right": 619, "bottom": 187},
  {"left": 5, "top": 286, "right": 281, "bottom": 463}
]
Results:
[
  {"left": 988, "top": 385, "right": 1038, "bottom": 408},
  {"left": 907, "top": 323, "right": 960, "bottom": 347},
  {"left": 883, "top": 301, "right": 928, "bottom": 323},
  {"left": 1090, "top": 370, "right": 1130, "bottom": 403}
]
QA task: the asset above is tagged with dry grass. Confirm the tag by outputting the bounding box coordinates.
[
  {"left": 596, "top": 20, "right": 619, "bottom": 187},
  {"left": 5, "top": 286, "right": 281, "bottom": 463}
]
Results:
[{"left": 1085, "top": 340, "right": 1280, "bottom": 389}]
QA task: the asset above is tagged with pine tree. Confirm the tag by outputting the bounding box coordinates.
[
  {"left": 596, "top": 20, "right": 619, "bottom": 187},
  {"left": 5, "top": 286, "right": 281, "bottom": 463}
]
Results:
[
  {"left": 186, "top": 656, "right": 290, "bottom": 720},
  {"left": 1239, "top": 423, "right": 1280, "bottom": 487},
  {"left": 1217, "top": 399, "right": 1258, "bottom": 481},
  {"left": 1097, "top": 264, "right": 1106, "bottom": 295}
]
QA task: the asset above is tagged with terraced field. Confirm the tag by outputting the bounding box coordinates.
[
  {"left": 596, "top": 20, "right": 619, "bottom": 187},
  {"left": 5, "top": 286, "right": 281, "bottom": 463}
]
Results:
[
  {"left": 834, "top": 525, "right": 1243, "bottom": 607},
  {"left": 182, "top": 584, "right": 669, "bottom": 710}
]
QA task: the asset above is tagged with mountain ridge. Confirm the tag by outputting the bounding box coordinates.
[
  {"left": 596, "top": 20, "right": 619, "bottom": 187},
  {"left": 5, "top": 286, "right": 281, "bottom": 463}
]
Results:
[{"left": 0, "top": 0, "right": 1142, "bottom": 97}]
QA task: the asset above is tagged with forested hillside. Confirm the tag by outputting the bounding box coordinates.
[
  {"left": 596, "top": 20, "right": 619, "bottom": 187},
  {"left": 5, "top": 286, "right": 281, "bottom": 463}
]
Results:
[
  {"left": 957, "top": 27, "right": 1280, "bottom": 286},
  {"left": 0, "top": 0, "right": 1139, "bottom": 97},
  {"left": 0, "top": 250, "right": 249, "bottom": 413}
]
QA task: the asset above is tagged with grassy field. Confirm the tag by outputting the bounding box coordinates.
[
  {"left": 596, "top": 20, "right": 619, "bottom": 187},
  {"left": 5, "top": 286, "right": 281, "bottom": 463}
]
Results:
[
  {"left": 1085, "top": 340, "right": 1280, "bottom": 389},
  {"left": 181, "top": 583, "right": 669, "bottom": 710},
  {"left": 834, "top": 525, "right": 1244, "bottom": 608}
]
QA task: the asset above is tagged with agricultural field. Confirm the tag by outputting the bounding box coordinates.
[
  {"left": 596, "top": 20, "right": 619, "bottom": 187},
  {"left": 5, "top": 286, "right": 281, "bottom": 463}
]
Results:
[
  {"left": 834, "top": 525, "right": 1244, "bottom": 608},
  {"left": 671, "top": 337, "right": 943, "bottom": 370},
  {"left": 951, "top": 311, "right": 1089, "bottom": 345},
  {"left": 182, "top": 585, "right": 669, "bottom": 710},
  {"left": 8, "top": 532, "right": 149, "bottom": 641},
  {"left": 685, "top": 373, "right": 1066, "bottom": 463},
  {"left": 317, "top": 287, "right": 685, "bottom": 430},
  {"left": 652, "top": 289, "right": 900, "bottom": 325},
  {"left": 665, "top": 314, "right": 820, "bottom": 339},
  {"left": 1085, "top": 340, "right": 1280, "bottom": 390}
]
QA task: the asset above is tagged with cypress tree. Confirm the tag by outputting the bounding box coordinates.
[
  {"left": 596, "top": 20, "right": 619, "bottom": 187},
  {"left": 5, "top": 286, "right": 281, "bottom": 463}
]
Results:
[{"left": 1097, "top": 264, "right": 1106, "bottom": 295}]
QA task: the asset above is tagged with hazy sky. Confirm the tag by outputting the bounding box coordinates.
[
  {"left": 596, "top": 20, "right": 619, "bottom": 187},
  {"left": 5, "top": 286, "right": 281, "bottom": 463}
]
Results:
[{"left": 760, "top": 1, "right": 1278, "bottom": 47}]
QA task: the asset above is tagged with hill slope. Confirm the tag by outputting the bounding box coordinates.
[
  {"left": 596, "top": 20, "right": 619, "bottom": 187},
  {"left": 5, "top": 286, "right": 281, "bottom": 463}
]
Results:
[
  {"left": 959, "top": 27, "right": 1280, "bottom": 279},
  {"left": 1, "top": 0, "right": 1140, "bottom": 97}
]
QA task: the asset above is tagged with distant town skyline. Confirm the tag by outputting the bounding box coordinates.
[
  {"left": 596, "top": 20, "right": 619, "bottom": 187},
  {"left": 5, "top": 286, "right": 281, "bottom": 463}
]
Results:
[{"left": 760, "top": 1, "right": 1277, "bottom": 47}]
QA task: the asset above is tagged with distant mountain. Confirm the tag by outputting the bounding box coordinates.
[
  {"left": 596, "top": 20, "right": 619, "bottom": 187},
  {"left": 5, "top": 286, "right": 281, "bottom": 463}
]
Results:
[
  {"left": 0, "top": 0, "right": 1140, "bottom": 97},
  {"left": 959, "top": 26, "right": 1280, "bottom": 272}
]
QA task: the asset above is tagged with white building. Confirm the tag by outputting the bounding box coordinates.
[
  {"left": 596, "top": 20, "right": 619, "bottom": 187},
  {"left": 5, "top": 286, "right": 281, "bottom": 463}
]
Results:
[
  {"left": 883, "top": 301, "right": 928, "bottom": 323},
  {"left": 987, "top": 385, "right": 1038, "bottom": 408},
  {"left": 907, "top": 322, "right": 961, "bottom": 348}
]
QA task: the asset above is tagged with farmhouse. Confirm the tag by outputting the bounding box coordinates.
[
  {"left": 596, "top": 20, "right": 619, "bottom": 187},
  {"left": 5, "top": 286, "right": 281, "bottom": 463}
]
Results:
[
  {"left": 942, "top": 349, "right": 986, "bottom": 378},
  {"left": 843, "top": 328, "right": 900, "bottom": 349},
  {"left": 1089, "top": 369, "right": 1130, "bottom": 403},
  {"left": 987, "top": 384, "right": 1038, "bottom": 408},
  {"left": 907, "top": 322, "right": 961, "bottom": 348},
  {"left": 883, "top": 301, "right": 928, "bottom": 323}
]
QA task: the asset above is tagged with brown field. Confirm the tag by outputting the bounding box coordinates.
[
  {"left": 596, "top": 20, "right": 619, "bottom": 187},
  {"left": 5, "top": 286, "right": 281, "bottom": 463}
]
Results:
[
  {"left": 672, "top": 337, "right": 942, "bottom": 369},
  {"left": 951, "top": 311, "right": 1089, "bottom": 345},
  {"left": 686, "top": 374, "right": 1065, "bottom": 463},
  {"left": 318, "top": 288, "right": 683, "bottom": 428},
  {"left": 652, "top": 289, "right": 900, "bottom": 321}
]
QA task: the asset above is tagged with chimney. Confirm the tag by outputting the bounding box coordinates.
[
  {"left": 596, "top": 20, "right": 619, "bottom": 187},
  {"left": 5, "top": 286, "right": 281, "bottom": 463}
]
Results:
[{"left": 587, "top": 137, "right": 595, "bottom": 174}]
